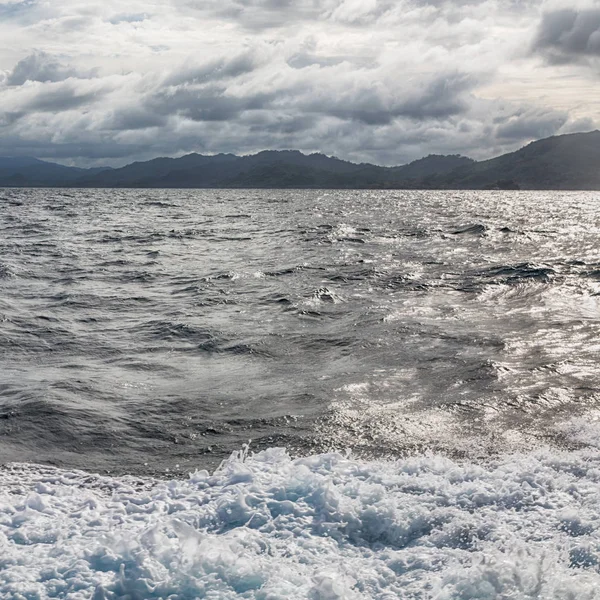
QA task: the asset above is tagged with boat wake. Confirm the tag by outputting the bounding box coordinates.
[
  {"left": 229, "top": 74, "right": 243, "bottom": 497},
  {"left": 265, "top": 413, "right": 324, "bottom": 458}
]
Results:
[{"left": 3, "top": 443, "right": 600, "bottom": 599}]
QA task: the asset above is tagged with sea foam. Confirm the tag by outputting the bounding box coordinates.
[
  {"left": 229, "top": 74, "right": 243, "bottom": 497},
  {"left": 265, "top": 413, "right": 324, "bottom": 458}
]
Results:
[{"left": 2, "top": 448, "right": 600, "bottom": 599}]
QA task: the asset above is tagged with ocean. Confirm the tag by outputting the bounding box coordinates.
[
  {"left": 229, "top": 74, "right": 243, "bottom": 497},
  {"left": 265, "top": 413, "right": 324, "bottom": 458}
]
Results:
[{"left": 1, "top": 188, "right": 600, "bottom": 598}]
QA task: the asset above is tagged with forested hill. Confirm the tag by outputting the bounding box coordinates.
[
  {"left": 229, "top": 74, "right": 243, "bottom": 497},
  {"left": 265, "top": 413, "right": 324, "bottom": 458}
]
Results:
[
  {"left": 1, "top": 131, "right": 600, "bottom": 189},
  {"left": 429, "top": 130, "right": 600, "bottom": 190}
]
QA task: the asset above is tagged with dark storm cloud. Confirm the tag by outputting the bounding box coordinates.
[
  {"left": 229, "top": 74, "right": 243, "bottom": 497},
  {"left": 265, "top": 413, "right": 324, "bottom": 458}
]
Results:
[
  {"left": 148, "top": 85, "right": 275, "bottom": 121},
  {"left": 23, "top": 83, "right": 105, "bottom": 113},
  {"left": 495, "top": 107, "right": 568, "bottom": 141},
  {"left": 150, "top": 66, "right": 475, "bottom": 132},
  {"left": 0, "top": 110, "right": 23, "bottom": 126},
  {"left": 102, "top": 108, "right": 168, "bottom": 131},
  {"left": 6, "top": 51, "right": 79, "bottom": 85},
  {"left": 396, "top": 73, "right": 474, "bottom": 120},
  {"left": 533, "top": 9, "right": 600, "bottom": 63},
  {"left": 299, "top": 72, "right": 474, "bottom": 125},
  {"left": 245, "top": 112, "right": 317, "bottom": 134},
  {"left": 0, "top": 136, "right": 148, "bottom": 160}
]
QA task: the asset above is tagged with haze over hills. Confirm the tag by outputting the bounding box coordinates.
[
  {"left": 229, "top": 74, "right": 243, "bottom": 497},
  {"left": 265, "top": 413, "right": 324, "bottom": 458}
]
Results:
[
  {"left": 1, "top": 131, "right": 600, "bottom": 190},
  {"left": 0, "top": 157, "right": 108, "bottom": 188}
]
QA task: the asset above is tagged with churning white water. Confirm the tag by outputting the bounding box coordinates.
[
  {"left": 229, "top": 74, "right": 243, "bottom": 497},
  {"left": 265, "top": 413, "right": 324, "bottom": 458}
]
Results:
[{"left": 4, "top": 434, "right": 600, "bottom": 599}]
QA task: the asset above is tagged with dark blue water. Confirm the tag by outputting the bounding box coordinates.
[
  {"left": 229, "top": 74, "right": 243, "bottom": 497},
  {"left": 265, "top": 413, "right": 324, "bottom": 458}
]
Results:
[{"left": 1, "top": 188, "right": 600, "bottom": 475}]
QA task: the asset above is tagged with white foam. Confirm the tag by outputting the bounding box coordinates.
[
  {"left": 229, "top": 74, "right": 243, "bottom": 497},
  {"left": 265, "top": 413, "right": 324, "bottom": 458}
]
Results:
[
  {"left": 558, "top": 414, "right": 600, "bottom": 449},
  {"left": 3, "top": 448, "right": 600, "bottom": 599}
]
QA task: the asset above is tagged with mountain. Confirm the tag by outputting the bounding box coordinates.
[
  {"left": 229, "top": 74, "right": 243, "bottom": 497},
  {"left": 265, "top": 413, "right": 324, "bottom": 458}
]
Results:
[
  {"left": 79, "top": 153, "right": 238, "bottom": 187},
  {"left": 391, "top": 154, "right": 475, "bottom": 181},
  {"left": 78, "top": 150, "right": 385, "bottom": 188},
  {"left": 1, "top": 131, "right": 599, "bottom": 189},
  {"left": 77, "top": 151, "right": 474, "bottom": 189},
  {"left": 433, "top": 131, "right": 600, "bottom": 190},
  {"left": 0, "top": 157, "right": 110, "bottom": 187},
  {"left": 0, "top": 157, "right": 48, "bottom": 169}
]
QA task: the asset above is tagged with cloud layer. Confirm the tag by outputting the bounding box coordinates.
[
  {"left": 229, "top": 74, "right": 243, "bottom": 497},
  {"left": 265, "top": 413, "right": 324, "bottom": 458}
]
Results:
[
  {"left": 0, "top": 0, "right": 597, "bottom": 166},
  {"left": 533, "top": 8, "right": 600, "bottom": 62}
]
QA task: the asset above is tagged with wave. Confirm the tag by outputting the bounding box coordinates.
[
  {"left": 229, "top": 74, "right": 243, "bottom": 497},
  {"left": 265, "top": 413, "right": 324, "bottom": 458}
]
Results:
[
  {"left": 140, "top": 201, "right": 176, "bottom": 208},
  {"left": 451, "top": 223, "right": 487, "bottom": 235},
  {"left": 0, "top": 262, "right": 12, "bottom": 278},
  {"left": 3, "top": 447, "right": 600, "bottom": 599},
  {"left": 310, "top": 287, "right": 344, "bottom": 304},
  {"left": 478, "top": 262, "right": 556, "bottom": 284}
]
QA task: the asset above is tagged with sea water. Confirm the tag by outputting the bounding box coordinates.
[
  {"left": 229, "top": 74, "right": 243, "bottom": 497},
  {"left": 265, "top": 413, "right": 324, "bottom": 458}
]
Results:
[{"left": 1, "top": 188, "right": 600, "bottom": 598}]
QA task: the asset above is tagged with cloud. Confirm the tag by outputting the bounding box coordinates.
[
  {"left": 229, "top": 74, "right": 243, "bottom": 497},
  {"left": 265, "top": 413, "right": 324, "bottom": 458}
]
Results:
[
  {"left": 181, "top": 0, "right": 337, "bottom": 29},
  {"left": 495, "top": 106, "right": 569, "bottom": 141},
  {"left": 291, "top": 70, "right": 477, "bottom": 125},
  {"left": 533, "top": 8, "right": 600, "bottom": 63},
  {"left": 6, "top": 51, "right": 80, "bottom": 85},
  {"left": 148, "top": 84, "right": 275, "bottom": 122},
  {"left": 108, "top": 12, "right": 148, "bottom": 24},
  {"left": 0, "top": 0, "right": 596, "bottom": 167},
  {"left": 0, "top": 76, "right": 111, "bottom": 126},
  {"left": 24, "top": 82, "right": 106, "bottom": 112},
  {"left": 0, "top": 0, "right": 37, "bottom": 19},
  {"left": 394, "top": 73, "right": 475, "bottom": 120},
  {"left": 101, "top": 107, "right": 167, "bottom": 131},
  {"left": 163, "top": 53, "right": 261, "bottom": 87},
  {"left": 328, "top": 0, "right": 393, "bottom": 25}
]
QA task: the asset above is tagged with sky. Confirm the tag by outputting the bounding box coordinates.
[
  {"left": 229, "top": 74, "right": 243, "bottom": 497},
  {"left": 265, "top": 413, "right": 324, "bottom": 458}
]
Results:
[{"left": 0, "top": 0, "right": 599, "bottom": 167}]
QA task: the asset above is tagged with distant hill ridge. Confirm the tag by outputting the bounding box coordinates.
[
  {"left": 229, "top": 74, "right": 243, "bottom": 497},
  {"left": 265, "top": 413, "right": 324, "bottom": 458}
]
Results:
[{"left": 1, "top": 130, "right": 600, "bottom": 189}]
